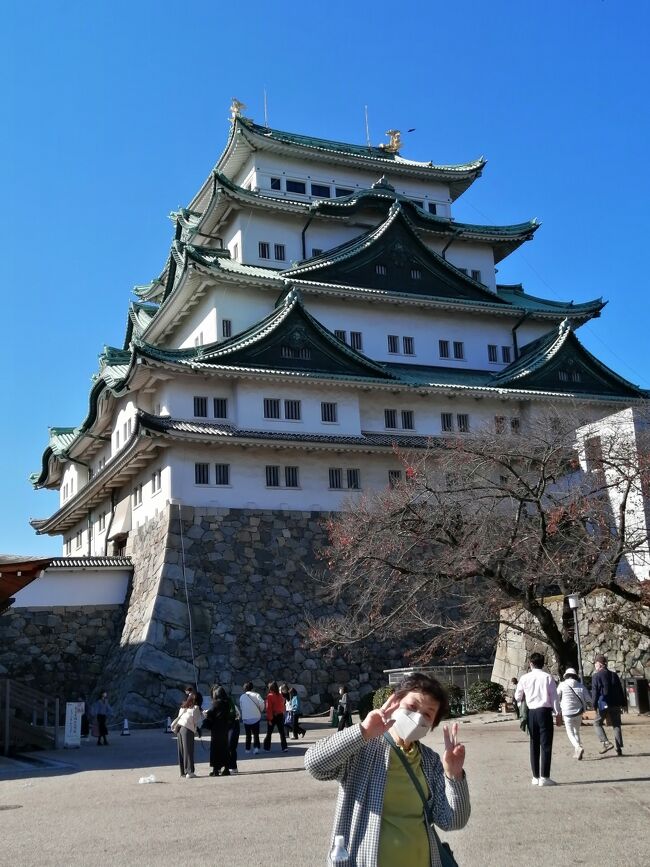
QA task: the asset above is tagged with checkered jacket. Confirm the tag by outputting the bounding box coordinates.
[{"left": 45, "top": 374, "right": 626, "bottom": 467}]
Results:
[{"left": 305, "top": 725, "right": 470, "bottom": 866}]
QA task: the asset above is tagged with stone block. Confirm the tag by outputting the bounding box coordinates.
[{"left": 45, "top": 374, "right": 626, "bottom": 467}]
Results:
[
  {"left": 153, "top": 596, "right": 189, "bottom": 629},
  {"left": 134, "top": 644, "right": 195, "bottom": 682}
]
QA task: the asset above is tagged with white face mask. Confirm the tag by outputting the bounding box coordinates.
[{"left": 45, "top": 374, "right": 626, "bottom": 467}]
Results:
[{"left": 391, "top": 708, "right": 431, "bottom": 743}]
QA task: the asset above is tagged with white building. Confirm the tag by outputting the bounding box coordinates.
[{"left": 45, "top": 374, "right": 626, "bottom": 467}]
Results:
[{"left": 31, "top": 101, "right": 647, "bottom": 554}]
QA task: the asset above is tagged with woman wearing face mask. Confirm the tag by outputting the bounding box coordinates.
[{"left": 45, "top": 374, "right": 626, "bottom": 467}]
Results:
[{"left": 305, "top": 672, "right": 469, "bottom": 867}]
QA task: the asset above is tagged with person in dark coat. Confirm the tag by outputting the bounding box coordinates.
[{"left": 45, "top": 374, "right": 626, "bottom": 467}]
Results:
[
  {"left": 592, "top": 654, "right": 627, "bottom": 756},
  {"left": 205, "top": 686, "right": 232, "bottom": 776}
]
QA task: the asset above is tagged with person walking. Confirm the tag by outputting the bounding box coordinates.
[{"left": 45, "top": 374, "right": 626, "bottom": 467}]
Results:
[
  {"left": 337, "top": 685, "right": 352, "bottom": 731},
  {"left": 514, "top": 652, "right": 560, "bottom": 786},
  {"left": 592, "top": 654, "right": 627, "bottom": 756},
  {"left": 239, "top": 681, "right": 265, "bottom": 754},
  {"left": 263, "top": 681, "right": 288, "bottom": 752},
  {"left": 204, "top": 686, "right": 231, "bottom": 776},
  {"left": 175, "top": 688, "right": 203, "bottom": 778},
  {"left": 91, "top": 691, "right": 113, "bottom": 746},
  {"left": 289, "top": 687, "right": 306, "bottom": 739},
  {"left": 305, "top": 672, "right": 470, "bottom": 867},
  {"left": 557, "top": 668, "right": 590, "bottom": 759}
]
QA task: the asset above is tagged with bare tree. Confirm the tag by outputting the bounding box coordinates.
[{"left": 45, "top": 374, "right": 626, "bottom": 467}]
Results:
[{"left": 309, "top": 405, "right": 650, "bottom": 672}]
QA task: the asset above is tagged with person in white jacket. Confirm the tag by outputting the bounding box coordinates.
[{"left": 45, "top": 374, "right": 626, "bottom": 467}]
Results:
[
  {"left": 175, "top": 689, "right": 203, "bottom": 778},
  {"left": 557, "top": 668, "right": 591, "bottom": 760},
  {"left": 239, "top": 681, "right": 265, "bottom": 753}
]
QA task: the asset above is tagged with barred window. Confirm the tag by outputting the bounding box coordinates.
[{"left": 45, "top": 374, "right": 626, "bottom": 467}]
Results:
[
  {"left": 329, "top": 468, "right": 343, "bottom": 489},
  {"left": 195, "top": 463, "right": 210, "bottom": 485},
  {"left": 350, "top": 331, "right": 363, "bottom": 350},
  {"left": 410, "top": 268, "right": 421, "bottom": 280},
  {"left": 402, "top": 336, "right": 415, "bottom": 355},
  {"left": 453, "top": 341, "right": 465, "bottom": 360},
  {"left": 439, "top": 340, "right": 450, "bottom": 359},
  {"left": 222, "top": 319, "right": 232, "bottom": 338},
  {"left": 488, "top": 344, "right": 498, "bottom": 363},
  {"left": 388, "top": 334, "right": 400, "bottom": 353},
  {"left": 384, "top": 409, "right": 398, "bottom": 429},
  {"left": 334, "top": 329, "right": 347, "bottom": 343},
  {"left": 214, "top": 464, "right": 230, "bottom": 486},
  {"left": 457, "top": 414, "right": 470, "bottom": 433},
  {"left": 265, "top": 465, "right": 280, "bottom": 487},
  {"left": 284, "top": 399, "right": 301, "bottom": 421},
  {"left": 501, "top": 346, "right": 512, "bottom": 363},
  {"left": 258, "top": 241, "right": 270, "bottom": 259},
  {"left": 213, "top": 398, "right": 228, "bottom": 419},
  {"left": 281, "top": 345, "right": 311, "bottom": 359},
  {"left": 388, "top": 470, "right": 402, "bottom": 489},
  {"left": 471, "top": 269, "right": 481, "bottom": 283},
  {"left": 441, "top": 412, "right": 454, "bottom": 433},
  {"left": 376, "top": 264, "right": 387, "bottom": 276},
  {"left": 510, "top": 417, "right": 520, "bottom": 434},
  {"left": 264, "top": 398, "right": 281, "bottom": 419},
  {"left": 401, "top": 410, "right": 414, "bottom": 430},
  {"left": 284, "top": 466, "right": 299, "bottom": 488},
  {"left": 274, "top": 243, "right": 286, "bottom": 261},
  {"left": 321, "top": 402, "right": 338, "bottom": 423},
  {"left": 347, "top": 468, "right": 361, "bottom": 490},
  {"left": 194, "top": 396, "right": 208, "bottom": 417}
]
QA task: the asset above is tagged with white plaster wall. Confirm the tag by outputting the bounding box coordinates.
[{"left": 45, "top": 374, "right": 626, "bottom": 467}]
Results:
[
  {"left": 111, "top": 397, "right": 138, "bottom": 458},
  {"left": 445, "top": 241, "right": 496, "bottom": 292},
  {"left": 156, "top": 376, "right": 236, "bottom": 422},
  {"left": 13, "top": 568, "right": 131, "bottom": 607},
  {"left": 129, "top": 463, "right": 172, "bottom": 531},
  {"left": 304, "top": 297, "right": 522, "bottom": 370},
  {"left": 177, "top": 302, "right": 218, "bottom": 349},
  {"left": 166, "top": 443, "right": 402, "bottom": 512}
]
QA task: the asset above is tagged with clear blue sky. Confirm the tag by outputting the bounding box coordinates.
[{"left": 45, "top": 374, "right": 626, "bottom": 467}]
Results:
[{"left": 2, "top": 1, "right": 648, "bottom": 555}]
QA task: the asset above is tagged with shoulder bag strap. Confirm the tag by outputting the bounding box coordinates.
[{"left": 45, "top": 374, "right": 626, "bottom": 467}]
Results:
[
  {"left": 383, "top": 732, "right": 453, "bottom": 863},
  {"left": 567, "top": 684, "right": 587, "bottom": 711}
]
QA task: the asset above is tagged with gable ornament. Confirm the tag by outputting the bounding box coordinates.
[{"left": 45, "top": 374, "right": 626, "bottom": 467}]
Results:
[{"left": 379, "top": 129, "right": 402, "bottom": 153}]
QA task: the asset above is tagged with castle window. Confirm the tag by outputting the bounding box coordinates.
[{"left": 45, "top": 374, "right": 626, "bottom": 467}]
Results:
[
  {"left": 321, "top": 402, "right": 338, "bottom": 423},
  {"left": 471, "top": 269, "right": 481, "bottom": 283},
  {"left": 501, "top": 346, "right": 512, "bottom": 363},
  {"left": 457, "top": 414, "right": 470, "bottom": 433},
  {"left": 428, "top": 202, "right": 437, "bottom": 215},
  {"left": 98, "top": 512, "right": 106, "bottom": 532},
  {"left": 402, "top": 336, "right": 415, "bottom": 355},
  {"left": 347, "top": 468, "right": 361, "bottom": 490},
  {"left": 510, "top": 418, "right": 520, "bottom": 434},
  {"left": 286, "top": 179, "right": 306, "bottom": 194},
  {"left": 194, "top": 396, "right": 208, "bottom": 418},
  {"left": 274, "top": 243, "right": 286, "bottom": 261},
  {"left": 488, "top": 344, "right": 498, "bottom": 363},
  {"left": 280, "top": 345, "right": 311, "bottom": 360},
  {"left": 284, "top": 399, "right": 302, "bottom": 421},
  {"left": 350, "top": 331, "right": 363, "bottom": 350},
  {"left": 410, "top": 268, "right": 421, "bottom": 280},
  {"left": 213, "top": 398, "right": 228, "bottom": 419},
  {"left": 222, "top": 319, "right": 232, "bottom": 338},
  {"left": 335, "top": 187, "right": 353, "bottom": 197},
  {"left": 401, "top": 410, "right": 415, "bottom": 430},
  {"left": 334, "top": 329, "right": 347, "bottom": 343},
  {"left": 439, "top": 340, "right": 450, "bottom": 359},
  {"left": 453, "top": 341, "right": 465, "bottom": 360},
  {"left": 195, "top": 463, "right": 210, "bottom": 485},
  {"left": 571, "top": 370, "right": 582, "bottom": 383},
  {"left": 376, "top": 264, "right": 387, "bottom": 276},
  {"left": 384, "top": 409, "right": 398, "bottom": 429},
  {"left": 265, "top": 465, "right": 280, "bottom": 487},
  {"left": 151, "top": 470, "right": 161, "bottom": 493},
  {"left": 65, "top": 538, "right": 72, "bottom": 555},
  {"left": 133, "top": 484, "right": 143, "bottom": 507},
  {"left": 215, "top": 463, "right": 230, "bottom": 486},
  {"left": 387, "top": 335, "right": 400, "bottom": 354},
  {"left": 329, "top": 468, "right": 343, "bottom": 489},
  {"left": 284, "top": 466, "right": 299, "bottom": 488},
  {"left": 311, "top": 183, "right": 330, "bottom": 198},
  {"left": 232, "top": 244, "right": 239, "bottom": 261},
  {"left": 270, "top": 177, "right": 281, "bottom": 190},
  {"left": 558, "top": 370, "right": 569, "bottom": 382},
  {"left": 312, "top": 248, "right": 323, "bottom": 257},
  {"left": 259, "top": 241, "right": 270, "bottom": 259},
  {"left": 264, "top": 398, "right": 281, "bottom": 419},
  {"left": 388, "top": 470, "right": 402, "bottom": 488},
  {"left": 495, "top": 416, "right": 506, "bottom": 434},
  {"left": 75, "top": 530, "right": 83, "bottom": 549},
  {"left": 441, "top": 412, "right": 454, "bottom": 433}
]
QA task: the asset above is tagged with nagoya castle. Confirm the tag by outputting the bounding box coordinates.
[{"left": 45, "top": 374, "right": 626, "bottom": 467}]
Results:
[{"left": 29, "top": 99, "right": 645, "bottom": 720}]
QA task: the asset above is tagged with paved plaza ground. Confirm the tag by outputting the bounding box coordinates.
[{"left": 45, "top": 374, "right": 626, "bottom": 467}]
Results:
[{"left": 1, "top": 713, "right": 649, "bottom": 866}]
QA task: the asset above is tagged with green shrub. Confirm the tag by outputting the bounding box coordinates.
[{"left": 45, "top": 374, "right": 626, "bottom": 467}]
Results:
[
  {"left": 357, "top": 691, "right": 375, "bottom": 721},
  {"left": 467, "top": 679, "right": 504, "bottom": 712},
  {"left": 373, "top": 686, "right": 395, "bottom": 709},
  {"left": 441, "top": 683, "right": 464, "bottom": 717}
]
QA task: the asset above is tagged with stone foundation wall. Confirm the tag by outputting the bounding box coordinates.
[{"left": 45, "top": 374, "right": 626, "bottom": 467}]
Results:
[
  {"left": 0, "top": 604, "right": 126, "bottom": 700},
  {"left": 492, "top": 592, "right": 650, "bottom": 684},
  {"left": 104, "top": 504, "right": 405, "bottom": 722}
]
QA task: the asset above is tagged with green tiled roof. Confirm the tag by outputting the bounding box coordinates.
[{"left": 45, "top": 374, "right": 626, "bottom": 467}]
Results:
[{"left": 496, "top": 284, "right": 604, "bottom": 318}]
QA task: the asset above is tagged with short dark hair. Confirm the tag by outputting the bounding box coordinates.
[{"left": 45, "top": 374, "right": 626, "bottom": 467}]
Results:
[
  {"left": 393, "top": 672, "right": 450, "bottom": 728},
  {"left": 268, "top": 681, "right": 279, "bottom": 694},
  {"left": 529, "top": 652, "right": 545, "bottom": 669},
  {"left": 182, "top": 689, "right": 198, "bottom": 709},
  {"left": 595, "top": 654, "right": 608, "bottom": 666},
  {"left": 243, "top": 681, "right": 253, "bottom": 692}
]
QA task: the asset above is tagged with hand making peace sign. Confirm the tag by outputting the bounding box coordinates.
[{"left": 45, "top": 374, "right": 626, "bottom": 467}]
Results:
[{"left": 442, "top": 721, "right": 465, "bottom": 780}]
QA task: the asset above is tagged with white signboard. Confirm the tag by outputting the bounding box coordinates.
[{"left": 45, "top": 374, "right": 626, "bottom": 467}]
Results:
[{"left": 64, "top": 702, "right": 85, "bottom": 749}]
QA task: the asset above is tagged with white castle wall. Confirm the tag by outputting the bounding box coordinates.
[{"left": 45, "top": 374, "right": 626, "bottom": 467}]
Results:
[{"left": 12, "top": 567, "right": 131, "bottom": 607}]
